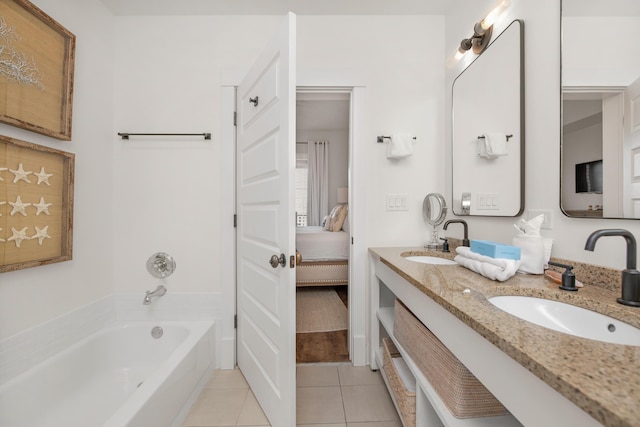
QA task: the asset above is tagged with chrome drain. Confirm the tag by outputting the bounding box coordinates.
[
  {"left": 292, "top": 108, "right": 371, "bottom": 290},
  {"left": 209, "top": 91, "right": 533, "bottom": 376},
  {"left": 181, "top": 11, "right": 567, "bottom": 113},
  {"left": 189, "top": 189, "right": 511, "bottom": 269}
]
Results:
[{"left": 151, "top": 326, "right": 163, "bottom": 339}]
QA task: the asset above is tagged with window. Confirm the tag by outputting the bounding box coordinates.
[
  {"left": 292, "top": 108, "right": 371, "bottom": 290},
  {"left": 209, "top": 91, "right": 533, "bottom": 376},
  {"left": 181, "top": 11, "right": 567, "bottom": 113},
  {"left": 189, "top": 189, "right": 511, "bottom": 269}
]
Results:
[{"left": 295, "top": 147, "right": 308, "bottom": 226}]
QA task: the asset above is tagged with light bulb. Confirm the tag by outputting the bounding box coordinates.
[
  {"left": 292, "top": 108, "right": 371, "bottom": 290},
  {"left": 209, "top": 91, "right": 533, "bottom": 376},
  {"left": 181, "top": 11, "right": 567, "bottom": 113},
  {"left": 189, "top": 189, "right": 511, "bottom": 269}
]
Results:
[{"left": 480, "top": 0, "right": 510, "bottom": 30}]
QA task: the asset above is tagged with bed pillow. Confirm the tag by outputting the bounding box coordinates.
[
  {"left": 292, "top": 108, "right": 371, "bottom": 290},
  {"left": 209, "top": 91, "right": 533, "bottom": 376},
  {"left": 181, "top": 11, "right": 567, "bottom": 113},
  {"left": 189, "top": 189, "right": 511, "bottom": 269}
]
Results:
[
  {"left": 341, "top": 211, "right": 349, "bottom": 233},
  {"left": 330, "top": 204, "right": 348, "bottom": 232},
  {"left": 322, "top": 207, "right": 339, "bottom": 231}
]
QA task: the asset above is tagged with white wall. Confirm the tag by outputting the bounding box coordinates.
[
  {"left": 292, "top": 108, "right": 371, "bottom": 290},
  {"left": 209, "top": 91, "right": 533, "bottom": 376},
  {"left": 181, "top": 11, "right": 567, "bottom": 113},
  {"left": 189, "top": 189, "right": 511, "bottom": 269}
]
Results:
[
  {"left": 113, "top": 16, "right": 281, "bottom": 297},
  {"left": 563, "top": 17, "right": 640, "bottom": 87},
  {"left": 445, "top": 0, "right": 640, "bottom": 271},
  {"left": 0, "top": 0, "right": 115, "bottom": 340},
  {"left": 112, "top": 15, "right": 444, "bottom": 288}
]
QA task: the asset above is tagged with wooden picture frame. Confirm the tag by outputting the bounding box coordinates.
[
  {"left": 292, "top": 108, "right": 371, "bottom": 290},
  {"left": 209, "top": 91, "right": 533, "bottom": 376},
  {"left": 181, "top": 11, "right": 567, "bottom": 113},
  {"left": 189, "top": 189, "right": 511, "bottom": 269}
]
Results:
[
  {"left": 0, "top": 0, "right": 75, "bottom": 140},
  {"left": 0, "top": 135, "right": 74, "bottom": 272}
]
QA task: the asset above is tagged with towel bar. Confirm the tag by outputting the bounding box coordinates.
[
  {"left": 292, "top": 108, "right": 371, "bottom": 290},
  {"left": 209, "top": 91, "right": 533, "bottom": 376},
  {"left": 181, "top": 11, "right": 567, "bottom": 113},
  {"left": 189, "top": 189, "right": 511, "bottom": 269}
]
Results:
[
  {"left": 117, "top": 132, "right": 212, "bottom": 140},
  {"left": 377, "top": 135, "right": 417, "bottom": 143},
  {"left": 477, "top": 134, "right": 513, "bottom": 141}
]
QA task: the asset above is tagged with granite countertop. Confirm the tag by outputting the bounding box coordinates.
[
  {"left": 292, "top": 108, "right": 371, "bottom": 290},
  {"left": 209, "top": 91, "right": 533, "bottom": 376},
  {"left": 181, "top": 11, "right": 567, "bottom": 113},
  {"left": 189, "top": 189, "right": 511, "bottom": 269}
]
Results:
[{"left": 369, "top": 246, "right": 640, "bottom": 427}]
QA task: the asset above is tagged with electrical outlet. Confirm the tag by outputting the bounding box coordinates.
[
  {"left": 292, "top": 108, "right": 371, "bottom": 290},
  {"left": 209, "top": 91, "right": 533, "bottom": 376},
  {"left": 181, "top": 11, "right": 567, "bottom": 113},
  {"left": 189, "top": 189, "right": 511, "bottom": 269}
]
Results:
[{"left": 527, "top": 210, "right": 553, "bottom": 230}]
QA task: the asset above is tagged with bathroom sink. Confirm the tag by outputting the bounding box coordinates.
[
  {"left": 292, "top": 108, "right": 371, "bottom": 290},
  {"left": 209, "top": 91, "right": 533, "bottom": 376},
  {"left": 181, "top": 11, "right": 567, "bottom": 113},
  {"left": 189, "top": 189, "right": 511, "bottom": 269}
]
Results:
[
  {"left": 489, "top": 296, "right": 640, "bottom": 346},
  {"left": 403, "top": 256, "right": 457, "bottom": 265}
]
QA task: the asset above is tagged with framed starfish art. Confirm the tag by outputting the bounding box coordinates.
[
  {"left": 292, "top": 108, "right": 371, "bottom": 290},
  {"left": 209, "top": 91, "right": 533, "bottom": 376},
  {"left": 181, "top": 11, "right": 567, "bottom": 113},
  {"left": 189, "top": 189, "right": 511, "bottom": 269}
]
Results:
[
  {"left": 0, "top": 0, "right": 76, "bottom": 140},
  {"left": 0, "top": 135, "right": 74, "bottom": 272}
]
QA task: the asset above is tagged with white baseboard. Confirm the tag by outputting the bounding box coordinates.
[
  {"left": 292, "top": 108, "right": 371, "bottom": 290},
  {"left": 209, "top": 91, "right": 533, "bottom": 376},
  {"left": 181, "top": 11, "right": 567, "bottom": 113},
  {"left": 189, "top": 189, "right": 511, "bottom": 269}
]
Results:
[
  {"left": 219, "top": 336, "right": 236, "bottom": 369},
  {"left": 351, "top": 333, "right": 367, "bottom": 366}
]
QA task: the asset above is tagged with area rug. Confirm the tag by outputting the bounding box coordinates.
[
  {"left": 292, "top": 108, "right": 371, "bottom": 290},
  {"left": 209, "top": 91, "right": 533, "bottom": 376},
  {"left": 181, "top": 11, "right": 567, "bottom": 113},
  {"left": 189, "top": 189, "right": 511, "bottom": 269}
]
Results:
[{"left": 296, "top": 288, "right": 348, "bottom": 333}]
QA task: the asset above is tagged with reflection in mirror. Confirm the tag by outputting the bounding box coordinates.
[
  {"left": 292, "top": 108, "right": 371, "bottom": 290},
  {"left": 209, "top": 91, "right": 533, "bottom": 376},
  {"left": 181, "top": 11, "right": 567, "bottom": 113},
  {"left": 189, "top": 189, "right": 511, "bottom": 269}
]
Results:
[
  {"left": 561, "top": 0, "right": 640, "bottom": 218},
  {"left": 452, "top": 19, "right": 524, "bottom": 217}
]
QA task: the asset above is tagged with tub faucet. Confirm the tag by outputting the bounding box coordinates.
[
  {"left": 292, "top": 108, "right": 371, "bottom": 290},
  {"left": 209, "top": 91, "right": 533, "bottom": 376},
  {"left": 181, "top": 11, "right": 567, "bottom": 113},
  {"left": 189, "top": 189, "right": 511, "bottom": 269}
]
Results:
[
  {"left": 584, "top": 229, "right": 640, "bottom": 307},
  {"left": 443, "top": 219, "right": 470, "bottom": 247},
  {"left": 143, "top": 285, "right": 167, "bottom": 305}
]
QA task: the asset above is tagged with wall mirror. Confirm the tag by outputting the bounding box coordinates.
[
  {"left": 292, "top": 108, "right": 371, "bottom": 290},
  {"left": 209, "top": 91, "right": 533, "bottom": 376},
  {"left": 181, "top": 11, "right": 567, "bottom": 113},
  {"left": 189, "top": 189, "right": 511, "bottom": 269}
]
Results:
[
  {"left": 561, "top": 0, "right": 640, "bottom": 218},
  {"left": 452, "top": 19, "right": 524, "bottom": 216}
]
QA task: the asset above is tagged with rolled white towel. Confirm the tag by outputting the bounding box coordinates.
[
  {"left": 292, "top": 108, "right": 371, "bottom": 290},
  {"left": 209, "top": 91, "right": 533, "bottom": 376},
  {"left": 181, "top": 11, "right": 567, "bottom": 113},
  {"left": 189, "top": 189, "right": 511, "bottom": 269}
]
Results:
[{"left": 454, "top": 247, "right": 521, "bottom": 282}]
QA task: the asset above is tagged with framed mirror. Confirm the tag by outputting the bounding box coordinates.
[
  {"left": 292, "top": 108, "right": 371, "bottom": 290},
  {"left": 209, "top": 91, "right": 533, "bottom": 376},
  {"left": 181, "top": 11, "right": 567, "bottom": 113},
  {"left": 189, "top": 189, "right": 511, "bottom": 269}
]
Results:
[
  {"left": 452, "top": 19, "right": 524, "bottom": 217},
  {"left": 561, "top": 0, "right": 640, "bottom": 218}
]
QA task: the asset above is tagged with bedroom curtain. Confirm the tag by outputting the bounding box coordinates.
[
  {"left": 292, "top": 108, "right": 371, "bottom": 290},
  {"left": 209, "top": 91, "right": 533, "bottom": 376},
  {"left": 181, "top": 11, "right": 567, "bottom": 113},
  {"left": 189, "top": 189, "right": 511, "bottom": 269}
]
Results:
[{"left": 307, "top": 141, "right": 329, "bottom": 226}]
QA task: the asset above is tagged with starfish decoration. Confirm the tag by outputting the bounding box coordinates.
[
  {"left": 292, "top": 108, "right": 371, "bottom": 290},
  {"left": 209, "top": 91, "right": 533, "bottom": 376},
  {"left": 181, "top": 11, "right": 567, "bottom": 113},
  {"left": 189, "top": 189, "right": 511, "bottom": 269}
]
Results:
[
  {"left": 9, "top": 163, "right": 32, "bottom": 184},
  {"left": 32, "top": 226, "right": 51, "bottom": 245},
  {"left": 0, "top": 200, "right": 5, "bottom": 216},
  {"left": 0, "top": 167, "right": 7, "bottom": 181},
  {"left": 0, "top": 228, "right": 4, "bottom": 243},
  {"left": 34, "top": 166, "right": 53, "bottom": 186},
  {"left": 9, "top": 195, "right": 31, "bottom": 216},
  {"left": 33, "top": 197, "right": 52, "bottom": 215},
  {"left": 7, "top": 227, "right": 29, "bottom": 248}
]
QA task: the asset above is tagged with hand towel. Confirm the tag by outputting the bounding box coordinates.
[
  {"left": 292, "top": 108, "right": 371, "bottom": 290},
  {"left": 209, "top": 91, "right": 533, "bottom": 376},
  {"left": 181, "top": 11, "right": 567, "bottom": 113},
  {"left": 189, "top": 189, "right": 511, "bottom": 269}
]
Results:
[
  {"left": 386, "top": 133, "right": 414, "bottom": 159},
  {"left": 454, "top": 246, "right": 521, "bottom": 281},
  {"left": 477, "top": 133, "right": 508, "bottom": 159}
]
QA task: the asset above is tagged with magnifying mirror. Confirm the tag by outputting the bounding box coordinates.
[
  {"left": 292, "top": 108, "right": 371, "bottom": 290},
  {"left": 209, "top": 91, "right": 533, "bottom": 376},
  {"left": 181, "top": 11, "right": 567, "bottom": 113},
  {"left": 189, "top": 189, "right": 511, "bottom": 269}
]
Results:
[{"left": 423, "top": 193, "right": 447, "bottom": 248}]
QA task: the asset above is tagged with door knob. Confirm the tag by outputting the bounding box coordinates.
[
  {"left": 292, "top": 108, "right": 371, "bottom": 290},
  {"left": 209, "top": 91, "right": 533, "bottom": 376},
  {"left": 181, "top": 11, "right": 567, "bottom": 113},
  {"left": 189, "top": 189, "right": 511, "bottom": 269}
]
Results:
[
  {"left": 269, "top": 253, "right": 286, "bottom": 268},
  {"left": 249, "top": 96, "right": 259, "bottom": 107}
]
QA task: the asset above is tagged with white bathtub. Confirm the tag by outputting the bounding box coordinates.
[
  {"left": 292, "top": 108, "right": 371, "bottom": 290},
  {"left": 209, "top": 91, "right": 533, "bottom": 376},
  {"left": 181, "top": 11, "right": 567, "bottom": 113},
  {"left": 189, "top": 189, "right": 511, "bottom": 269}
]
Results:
[{"left": 0, "top": 321, "right": 215, "bottom": 427}]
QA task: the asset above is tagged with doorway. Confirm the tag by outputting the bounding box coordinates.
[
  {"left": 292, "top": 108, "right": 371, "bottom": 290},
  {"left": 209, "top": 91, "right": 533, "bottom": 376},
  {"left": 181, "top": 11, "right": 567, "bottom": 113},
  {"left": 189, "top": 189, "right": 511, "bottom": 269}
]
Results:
[{"left": 295, "top": 91, "right": 351, "bottom": 363}]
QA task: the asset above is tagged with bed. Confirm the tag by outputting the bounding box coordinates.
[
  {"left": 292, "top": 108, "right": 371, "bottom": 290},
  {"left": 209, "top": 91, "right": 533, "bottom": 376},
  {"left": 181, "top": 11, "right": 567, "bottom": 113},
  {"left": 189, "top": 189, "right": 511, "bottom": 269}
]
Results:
[{"left": 296, "top": 225, "right": 349, "bottom": 287}]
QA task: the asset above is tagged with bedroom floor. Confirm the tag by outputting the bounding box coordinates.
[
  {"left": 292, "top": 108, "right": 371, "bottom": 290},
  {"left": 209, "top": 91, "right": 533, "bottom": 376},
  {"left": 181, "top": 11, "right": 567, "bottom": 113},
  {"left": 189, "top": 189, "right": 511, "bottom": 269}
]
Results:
[
  {"left": 296, "top": 285, "right": 350, "bottom": 363},
  {"left": 182, "top": 365, "right": 401, "bottom": 426}
]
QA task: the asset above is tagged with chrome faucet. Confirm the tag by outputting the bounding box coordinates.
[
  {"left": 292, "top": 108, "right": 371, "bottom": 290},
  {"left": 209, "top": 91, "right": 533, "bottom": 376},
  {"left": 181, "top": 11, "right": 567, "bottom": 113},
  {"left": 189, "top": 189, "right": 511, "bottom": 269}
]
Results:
[
  {"left": 584, "top": 229, "right": 640, "bottom": 307},
  {"left": 443, "top": 219, "right": 470, "bottom": 247},
  {"left": 143, "top": 285, "right": 167, "bottom": 305}
]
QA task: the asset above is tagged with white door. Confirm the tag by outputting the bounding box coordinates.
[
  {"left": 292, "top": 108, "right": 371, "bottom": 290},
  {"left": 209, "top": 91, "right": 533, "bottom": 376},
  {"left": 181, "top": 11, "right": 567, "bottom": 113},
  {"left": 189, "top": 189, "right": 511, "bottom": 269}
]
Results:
[
  {"left": 625, "top": 76, "right": 640, "bottom": 217},
  {"left": 236, "top": 13, "right": 296, "bottom": 427}
]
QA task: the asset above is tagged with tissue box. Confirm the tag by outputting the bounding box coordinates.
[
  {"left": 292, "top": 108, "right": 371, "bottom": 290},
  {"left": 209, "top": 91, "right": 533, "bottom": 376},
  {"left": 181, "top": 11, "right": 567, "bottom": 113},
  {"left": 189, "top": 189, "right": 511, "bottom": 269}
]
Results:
[{"left": 470, "top": 240, "right": 521, "bottom": 260}]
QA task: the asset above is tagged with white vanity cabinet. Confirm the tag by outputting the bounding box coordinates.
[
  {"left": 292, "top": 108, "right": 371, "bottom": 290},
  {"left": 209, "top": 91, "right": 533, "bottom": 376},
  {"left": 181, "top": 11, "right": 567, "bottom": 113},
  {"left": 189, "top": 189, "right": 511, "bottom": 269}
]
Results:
[{"left": 369, "top": 256, "right": 601, "bottom": 427}]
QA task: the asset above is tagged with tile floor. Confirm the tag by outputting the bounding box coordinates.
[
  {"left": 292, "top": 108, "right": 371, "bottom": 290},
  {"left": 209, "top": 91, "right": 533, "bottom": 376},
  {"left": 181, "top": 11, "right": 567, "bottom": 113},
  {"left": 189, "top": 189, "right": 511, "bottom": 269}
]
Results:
[{"left": 182, "top": 364, "right": 401, "bottom": 427}]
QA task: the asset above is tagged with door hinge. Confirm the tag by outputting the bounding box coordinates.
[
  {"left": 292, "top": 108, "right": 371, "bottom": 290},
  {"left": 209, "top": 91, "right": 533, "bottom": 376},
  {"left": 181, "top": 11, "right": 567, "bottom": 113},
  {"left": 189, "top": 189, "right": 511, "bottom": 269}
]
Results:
[
  {"left": 234, "top": 214, "right": 237, "bottom": 228},
  {"left": 233, "top": 111, "right": 237, "bottom": 126},
  {"left": 351, "top": 237, "right": 354, "bottom": 244},
  {"left": 234, "top": 314, "right": 237, "bottom": 329}
]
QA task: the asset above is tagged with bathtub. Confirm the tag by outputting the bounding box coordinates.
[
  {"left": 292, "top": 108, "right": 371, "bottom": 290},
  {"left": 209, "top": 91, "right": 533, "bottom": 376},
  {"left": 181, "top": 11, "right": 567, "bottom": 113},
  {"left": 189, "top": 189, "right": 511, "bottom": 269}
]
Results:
[{"left": 0, "top": 321, "right": 215, "bottom": 427}]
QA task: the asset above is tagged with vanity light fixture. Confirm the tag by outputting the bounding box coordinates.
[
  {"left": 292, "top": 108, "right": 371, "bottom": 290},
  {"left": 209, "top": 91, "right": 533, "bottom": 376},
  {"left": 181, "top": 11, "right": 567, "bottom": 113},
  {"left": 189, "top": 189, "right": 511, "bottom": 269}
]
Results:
[{"left": 458, "top": 0, "right": 510, "bottom": 55}]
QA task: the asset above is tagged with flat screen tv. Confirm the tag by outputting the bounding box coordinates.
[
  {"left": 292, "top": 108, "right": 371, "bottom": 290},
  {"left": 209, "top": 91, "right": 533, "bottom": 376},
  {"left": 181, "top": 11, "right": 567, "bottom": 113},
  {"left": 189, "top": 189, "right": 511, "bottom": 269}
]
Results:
[{"left": 575, "top": 160, "right": 603, "bottom": 194}]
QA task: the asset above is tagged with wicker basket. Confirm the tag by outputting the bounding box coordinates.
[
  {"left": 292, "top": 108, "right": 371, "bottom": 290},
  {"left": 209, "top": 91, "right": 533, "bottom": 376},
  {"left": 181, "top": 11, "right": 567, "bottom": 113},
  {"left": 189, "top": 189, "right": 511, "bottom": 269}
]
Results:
[
  {"left": 382, "top": 337, "right": 416, "bottom": 427},
  {"left": 393, "top": 300, "right": 509, "bottom": 419}
]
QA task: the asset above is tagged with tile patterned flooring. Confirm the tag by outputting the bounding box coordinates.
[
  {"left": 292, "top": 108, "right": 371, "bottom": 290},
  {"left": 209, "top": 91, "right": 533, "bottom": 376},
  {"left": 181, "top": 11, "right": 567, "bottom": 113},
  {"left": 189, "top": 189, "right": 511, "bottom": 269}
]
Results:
[{"left": 182, "top": 364, "right": 401, "bottom": 427}]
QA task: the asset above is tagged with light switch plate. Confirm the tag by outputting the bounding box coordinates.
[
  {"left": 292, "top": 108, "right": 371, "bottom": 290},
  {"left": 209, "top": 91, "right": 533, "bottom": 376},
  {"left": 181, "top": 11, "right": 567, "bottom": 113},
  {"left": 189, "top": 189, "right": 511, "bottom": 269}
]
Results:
[{"left": 386, "top": 194, "right": 409, "bottom": 211}]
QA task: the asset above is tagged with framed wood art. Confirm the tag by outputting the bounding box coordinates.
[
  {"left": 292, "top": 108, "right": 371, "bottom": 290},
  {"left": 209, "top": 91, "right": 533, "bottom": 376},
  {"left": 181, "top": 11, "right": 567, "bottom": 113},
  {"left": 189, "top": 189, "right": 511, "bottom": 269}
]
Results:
[
  {"left": 0, "top": 0, "right": 75, "bottom": 140},
  {"left": 0, "top": 135, "right": 74, "bottom": 272}
]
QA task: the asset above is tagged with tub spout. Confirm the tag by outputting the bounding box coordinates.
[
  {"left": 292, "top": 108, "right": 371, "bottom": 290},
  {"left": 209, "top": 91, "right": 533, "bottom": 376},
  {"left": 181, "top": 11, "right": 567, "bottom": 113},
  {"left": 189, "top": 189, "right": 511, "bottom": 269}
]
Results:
[
  {"left": 585, "top": 229, "right": 640, "bottom": 307},
  {"left": 143, "top": 285, "right": 167, "bottom": 305}
]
